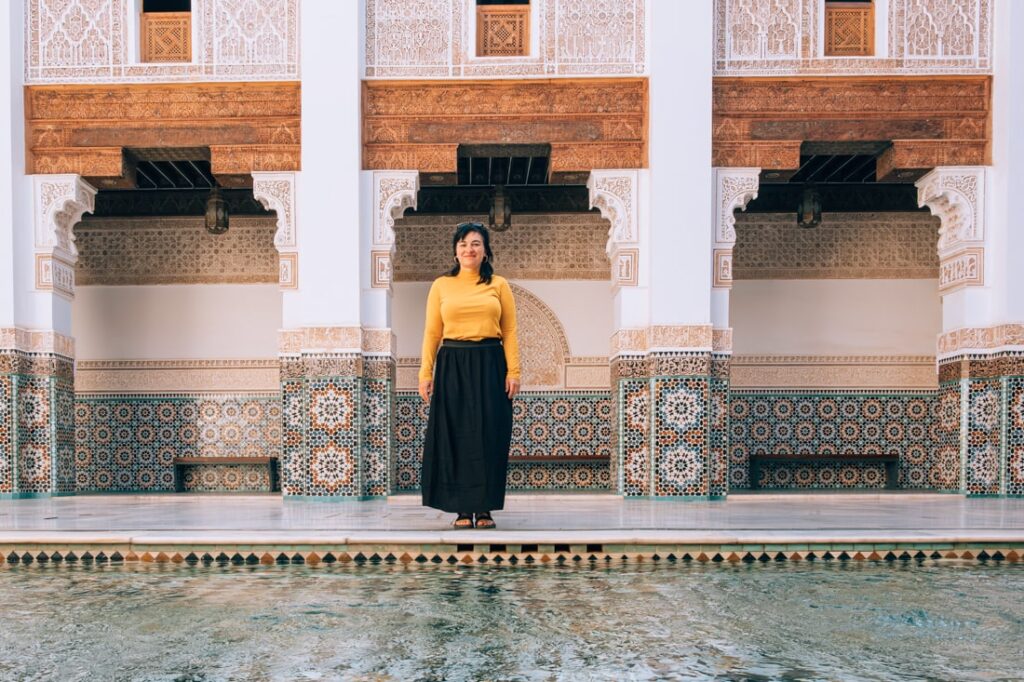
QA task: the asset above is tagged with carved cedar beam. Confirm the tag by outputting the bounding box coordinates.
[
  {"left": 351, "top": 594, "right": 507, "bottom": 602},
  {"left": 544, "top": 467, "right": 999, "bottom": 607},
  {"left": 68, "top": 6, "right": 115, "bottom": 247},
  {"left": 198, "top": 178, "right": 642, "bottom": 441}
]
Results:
[
  {"left": 713, "top": 141, "right": 800, "bottom": 169},
  {"left": 26, "top": 82, "right": 302, "bottom": 178},
  {"left": 877, "top": 140, "right": 988, "bottom": 182}
]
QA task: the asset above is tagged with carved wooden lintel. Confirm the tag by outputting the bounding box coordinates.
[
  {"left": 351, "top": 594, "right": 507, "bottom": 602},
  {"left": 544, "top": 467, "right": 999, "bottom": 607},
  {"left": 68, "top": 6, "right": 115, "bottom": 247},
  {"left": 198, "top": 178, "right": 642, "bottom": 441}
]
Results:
[
  {"left": 362, "top": 79, "right": 648, "bottom": 172},
  {"left": 26, "top": 82, "right": 301, "bottom": 177},
  {"left": 712, "top": 76, "right": 992, "bottom": 169}
]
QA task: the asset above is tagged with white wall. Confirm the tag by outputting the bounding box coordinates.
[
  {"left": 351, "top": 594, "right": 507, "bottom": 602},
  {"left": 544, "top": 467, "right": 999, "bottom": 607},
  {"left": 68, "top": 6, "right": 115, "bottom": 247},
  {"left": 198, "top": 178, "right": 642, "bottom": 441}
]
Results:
[
  {"left": 392, "top": 280, "right": 613, "bottom": 358},
  {"left": 74, "top": 285, "right": 281, "bottom": 360},
  {"left": 731, "top": 280, "right": 941, "bottom": 355}
]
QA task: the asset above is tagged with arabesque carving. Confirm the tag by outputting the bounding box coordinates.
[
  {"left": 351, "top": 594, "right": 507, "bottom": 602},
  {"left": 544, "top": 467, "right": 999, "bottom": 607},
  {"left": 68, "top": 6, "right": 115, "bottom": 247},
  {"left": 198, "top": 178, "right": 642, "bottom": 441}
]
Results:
[
  {"left": 364, "top": 0, "right": 646, "bottom": 79},
  {"left": 715, "top": 0, "right": 991, "bottom": 76},
  {"left": 714, "top": 167, "right": 760, "bottom": 245},
  {"left": 589, "top": 170, "right": 642, "bottom": 289},
  {"left": 252, "top": 172, "right": 298, "bottom": 290},
  {"left": 32, "top": 174, "right": 96, "bottom": 299},
  {"left": 26, "top": 82, "right": 301, "bottom": 178},
  {"left": 26, "top": 0, "right": 299, "bottom": 84},
  {"left": 916, "top": 166, "right": 985, "bottom": 254},
  {"left": 362, "top": 79, "right": 647, "bottom": 173}
]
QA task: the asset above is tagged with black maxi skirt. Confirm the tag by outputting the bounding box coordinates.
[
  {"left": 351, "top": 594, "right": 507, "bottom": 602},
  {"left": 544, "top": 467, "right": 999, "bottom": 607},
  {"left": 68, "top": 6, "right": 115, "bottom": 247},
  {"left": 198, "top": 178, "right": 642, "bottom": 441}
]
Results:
[{"left": 422, "top": 338, "right": 513, "bottom": 513}]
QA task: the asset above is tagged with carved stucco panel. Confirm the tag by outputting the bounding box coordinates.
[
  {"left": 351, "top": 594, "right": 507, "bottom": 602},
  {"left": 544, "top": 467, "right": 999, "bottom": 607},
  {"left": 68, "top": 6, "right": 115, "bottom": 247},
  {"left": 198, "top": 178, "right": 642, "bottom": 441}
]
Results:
[
  {"left": 714, "top": 167, "right": 760, "bottom": 246},
  {"left": 916, "top": 166, "right": 985, "bottom": 254},
  {"left": 589, "top": 170, "right": 641, "bottom": 289},
  {"left": 26, "top": 0, "right": 299, "bottom": 83},
  {"left": 509, "top": 284, "right": 570, "bottom": 390},
  {"left": 252, "top": 172, "right": 297, "bottom": 249}
]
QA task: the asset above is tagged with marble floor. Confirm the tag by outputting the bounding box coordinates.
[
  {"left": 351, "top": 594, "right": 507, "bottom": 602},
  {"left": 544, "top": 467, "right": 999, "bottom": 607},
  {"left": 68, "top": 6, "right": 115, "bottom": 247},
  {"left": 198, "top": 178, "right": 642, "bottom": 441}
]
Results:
[{"left": 2, "top": 492, "right": 1023, "bottom": 545}]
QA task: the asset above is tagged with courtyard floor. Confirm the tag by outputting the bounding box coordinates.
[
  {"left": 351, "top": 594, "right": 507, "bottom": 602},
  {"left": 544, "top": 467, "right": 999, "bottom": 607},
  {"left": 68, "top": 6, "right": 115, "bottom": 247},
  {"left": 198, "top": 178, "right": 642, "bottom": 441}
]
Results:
[{"left": 2, "top": 492, "right": 1023, "bottom": 547}]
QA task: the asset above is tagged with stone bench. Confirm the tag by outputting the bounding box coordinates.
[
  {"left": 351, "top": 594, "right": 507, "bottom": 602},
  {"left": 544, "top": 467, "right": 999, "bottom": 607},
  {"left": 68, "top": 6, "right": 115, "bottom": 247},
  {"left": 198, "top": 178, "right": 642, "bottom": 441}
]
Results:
[
  {"left": 749, "top": 453, "right": 899, "bottom": 490},
  {"left": 173, "top": 456, "right": 280, "bottom": 493}
]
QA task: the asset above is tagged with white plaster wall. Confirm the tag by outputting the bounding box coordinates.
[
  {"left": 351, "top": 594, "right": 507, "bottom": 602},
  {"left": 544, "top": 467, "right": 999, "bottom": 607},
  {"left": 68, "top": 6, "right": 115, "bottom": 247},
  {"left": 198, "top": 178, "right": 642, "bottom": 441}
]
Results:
[
  {"left": 74, "top": 285, "right": 281, "bottom": 360},
  {"left": 731, "top": 280, "right": 941, "bottom": 355},
  {"left": 648, "top": 0, "right": 713, "bottom": 326},
  {"left": 392, "top": 281, "right": 613, "bottom": 358},
  {"left": 285, "top": 1, "right": 362, "bottom": 330}
]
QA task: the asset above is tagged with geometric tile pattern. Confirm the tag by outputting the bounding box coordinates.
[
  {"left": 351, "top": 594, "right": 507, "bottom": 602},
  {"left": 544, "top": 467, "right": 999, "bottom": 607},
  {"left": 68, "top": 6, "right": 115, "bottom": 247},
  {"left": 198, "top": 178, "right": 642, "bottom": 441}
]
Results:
[
  {"left": 618, "top": 378, "right": 650, "bottom": 496},
  {"left": 3, "top": 543, "right": 1021, "bottom": 567},
  {"left": 394, "top": 392, "right": 613, "bottom": 493},
  {"left": 74, "top": 394, "right": 282, "bottom": 493},
  {"left": 306, "top": 377, "right": 361, "bottom": 497},
  {"left": 933, "top": 382, "right": 963, "bottom": 492},
  {"left": 708, "top": 377, "right": 730, "bottom": 498},
  {"left": 653, "top": 377, "right": 709, "bottom": 496},
  {"left": 15, "top": 376, "right": 55, "bottom": 495},
  {"left": 965, "top": 379, "right": 1002, "bottom": 495},
  {"left": 54, "top": 379, "right": 75, "bottom": 494},
  {"left": 1008, "top": 377, "right": 1024, "bottom": 497},
  {"left": 0, "top": 373, "right": 11, "bottom": 493},
  {"left": 730, "top": 391, "right": 941, "bottom": 490},
  {"left": 361, "top": 378, "right": 392, "bottom": 497}
]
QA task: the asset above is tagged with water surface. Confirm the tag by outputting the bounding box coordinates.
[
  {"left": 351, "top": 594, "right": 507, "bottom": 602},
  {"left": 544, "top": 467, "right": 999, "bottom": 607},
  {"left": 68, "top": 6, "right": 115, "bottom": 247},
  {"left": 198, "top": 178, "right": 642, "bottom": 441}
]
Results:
[{"left": 1, "top": 562, "right": 1021, "bottom": 681}]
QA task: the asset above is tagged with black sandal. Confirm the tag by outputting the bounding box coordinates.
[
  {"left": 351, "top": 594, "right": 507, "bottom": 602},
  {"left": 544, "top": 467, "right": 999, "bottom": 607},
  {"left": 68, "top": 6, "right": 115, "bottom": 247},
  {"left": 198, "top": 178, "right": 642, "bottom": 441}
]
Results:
[
  {"left": 474, "top": 512, "right": 495, "bottom": 529},
  {"left": 453, "top": 513, "right": 474, "bottom": 529}
]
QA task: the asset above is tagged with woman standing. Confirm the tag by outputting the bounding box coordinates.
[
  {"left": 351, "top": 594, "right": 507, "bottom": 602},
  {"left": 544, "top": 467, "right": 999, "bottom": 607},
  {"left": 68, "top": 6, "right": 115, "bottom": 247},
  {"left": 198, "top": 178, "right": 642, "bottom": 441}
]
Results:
[{"left": 418, "top": 222, "right": 520, "bottom": 529}]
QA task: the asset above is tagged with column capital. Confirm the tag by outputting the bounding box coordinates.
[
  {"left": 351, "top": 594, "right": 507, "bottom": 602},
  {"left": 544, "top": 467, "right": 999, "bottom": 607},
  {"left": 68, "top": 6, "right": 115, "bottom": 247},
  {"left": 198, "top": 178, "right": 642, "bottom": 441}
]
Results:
[
  {"left": 252, "top": 171, "right": 299, "bottom": 289},
  {"left": 370, "top": 170, "right": 419, "bottom": 290},
  {"left": 916, "top": 166, "right": 987, "bottom": 255},
  {"left": 31, "top": 174, "right": 96, "bottom": 299},
  {"left": 589, "top": 169, "right": 643, "bottom": 290}
]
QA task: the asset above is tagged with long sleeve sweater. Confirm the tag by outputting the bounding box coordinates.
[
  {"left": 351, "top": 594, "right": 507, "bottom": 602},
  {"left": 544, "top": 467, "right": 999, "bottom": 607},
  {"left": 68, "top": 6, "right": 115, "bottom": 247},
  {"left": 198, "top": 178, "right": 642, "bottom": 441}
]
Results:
[{"left": 418, "top": 269, "right": 521, "bottom": 381}]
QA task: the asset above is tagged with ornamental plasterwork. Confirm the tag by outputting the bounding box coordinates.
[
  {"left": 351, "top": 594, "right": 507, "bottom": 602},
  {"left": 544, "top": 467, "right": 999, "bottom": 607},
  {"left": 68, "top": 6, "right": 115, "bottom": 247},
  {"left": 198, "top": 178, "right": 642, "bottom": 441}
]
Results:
[
  {"left": 937, "top": 325, "right": 1024, "bottom": 358},
  {"left": 730, "top": 355, "right": 938, "bottom": 388},
  {"left": 74, "top": 359, "right": 280, "bottom": 393},
  {"left": 611, "top": 326, "right": 715, "bottom": 356},
  {"left": 371, "top": 171, "right": 419, "bottom": 289},
  {"left": 278, "top": 327, "right": 363, "bottom": 355},
  {"left": 714, "top": 168, "right": 760, "bottom": 246},
  {"left": 714, "top": 0, "right": 991, "bottom": 76},
  {"left": 733, "top": 212, "right": 940, "bottom": 280},
  {"left": 26, "top": 0, "right": 299, "bottom": 84},
  {"left": 393, "top": 213, "right": 610, "bottom": 282},
  {"left": 589, "top": 170, "right": 641, "bottom": 289},
  {"left": 365, "top": 0, "right": 646, "bottom": 79},
  {"left": 75, "top": 216, "right": 277, "bottom": 286},
  {"left": 916, "top": 167, "right": 985, "bottom": 254},
  {"left": 32, "top": 174, "right": 96, "bottom": 299},
  {"left": 252, "top": 172, "right": 298, "bottom": 290},
  {"left": 0, "top": 328, "right": 75, "bottom": 357}
]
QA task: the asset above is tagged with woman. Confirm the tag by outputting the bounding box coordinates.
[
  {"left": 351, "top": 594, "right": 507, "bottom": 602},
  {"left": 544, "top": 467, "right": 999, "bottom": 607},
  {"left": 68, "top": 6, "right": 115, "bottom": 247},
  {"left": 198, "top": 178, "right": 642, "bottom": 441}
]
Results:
[{"left": 418, "top": 222, "right": 520, "bottom": 529}]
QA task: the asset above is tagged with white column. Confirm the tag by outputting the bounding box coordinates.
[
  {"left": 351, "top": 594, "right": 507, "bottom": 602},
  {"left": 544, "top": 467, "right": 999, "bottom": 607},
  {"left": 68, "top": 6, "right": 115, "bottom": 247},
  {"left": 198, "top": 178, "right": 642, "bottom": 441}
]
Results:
[
  {"left": 287, "top": 0, "right": 363, "bottom": 333},
  {"left": 991, "top": 0, "right": 1024, "bottom": 326},
  {"left": 648, "top": 0, "right": 713, "bottom": 332},
  {"left": 0, "top": 0, "right": 26, "bottom": 331}
]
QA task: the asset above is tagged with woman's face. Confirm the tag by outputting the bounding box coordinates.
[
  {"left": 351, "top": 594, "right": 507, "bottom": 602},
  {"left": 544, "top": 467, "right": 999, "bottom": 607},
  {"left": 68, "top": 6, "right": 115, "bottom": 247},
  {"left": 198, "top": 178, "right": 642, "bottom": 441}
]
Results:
[{"left": 455, "top": 230, "right": 486, "bottom": 271}]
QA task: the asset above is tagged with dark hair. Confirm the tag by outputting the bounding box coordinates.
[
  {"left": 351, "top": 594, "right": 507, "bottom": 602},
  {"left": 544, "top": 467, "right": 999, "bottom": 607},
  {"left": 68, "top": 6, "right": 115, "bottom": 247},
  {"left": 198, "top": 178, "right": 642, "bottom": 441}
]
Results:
[{"left": 447, "top": 222, "right": 495, "bottom": 284}]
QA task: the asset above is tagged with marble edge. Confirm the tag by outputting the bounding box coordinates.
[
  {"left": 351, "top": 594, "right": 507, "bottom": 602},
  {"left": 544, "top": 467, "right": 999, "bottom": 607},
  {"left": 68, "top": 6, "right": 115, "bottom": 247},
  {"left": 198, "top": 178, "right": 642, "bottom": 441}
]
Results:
[{"left": 2, "top": 530, "right": 1024, "bottom": 546}]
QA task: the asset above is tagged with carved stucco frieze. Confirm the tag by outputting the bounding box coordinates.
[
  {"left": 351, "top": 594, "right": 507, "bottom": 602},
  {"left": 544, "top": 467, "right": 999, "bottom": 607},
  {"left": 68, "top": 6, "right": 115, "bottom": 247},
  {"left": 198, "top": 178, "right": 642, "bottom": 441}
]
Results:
[
  {"left": 589, "top": 169, "right": 641, "bottom": 289},
  {"left": 364, "top": 0, "right": 646, "bottom": 79},
  {"left": 715, "top": 0, "right": 992, "bottom": 76},
  {"left": 26, "top": 0, "right": 300, "bottom": 84},
  {"left": 916, "top": 166, "right": 987, "bottom": 294},
  {"left": 712, "top": 168, "right": 758, "bottom": 290},
  {"left": 916, "top": 166, "right": 985, "bottom": 252},
  {"left": 372, "top": 170, "right": 419, "bottom": 289},
  {"left": 32, "top": 174, "right": 96, "bottom": 299},
  {"left": 937, "top": 324, "right": 1024, "bottom": 358},
  {"left": 252, "top": 172, "right": 298, "bottom": 290}
]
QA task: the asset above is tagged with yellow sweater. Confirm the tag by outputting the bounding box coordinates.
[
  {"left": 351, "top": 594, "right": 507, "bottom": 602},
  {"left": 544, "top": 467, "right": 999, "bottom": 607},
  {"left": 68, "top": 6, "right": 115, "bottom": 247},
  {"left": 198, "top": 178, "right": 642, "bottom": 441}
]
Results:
[{"left": 419, "top": 269, "right": 521, "bottom": 381}]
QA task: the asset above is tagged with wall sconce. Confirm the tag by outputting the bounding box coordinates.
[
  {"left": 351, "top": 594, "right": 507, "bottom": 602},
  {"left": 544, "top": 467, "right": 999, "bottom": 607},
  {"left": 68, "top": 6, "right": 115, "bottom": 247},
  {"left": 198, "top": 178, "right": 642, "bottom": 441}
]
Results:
[
  {"left": 205, "top": 186, "right": 229, "bottom": 234},
  {"left": 489, "top": 183, "right": 511, "bottom": 232},
  {"left": 796, "top": 186, "right": 821, "bottom": 228}
]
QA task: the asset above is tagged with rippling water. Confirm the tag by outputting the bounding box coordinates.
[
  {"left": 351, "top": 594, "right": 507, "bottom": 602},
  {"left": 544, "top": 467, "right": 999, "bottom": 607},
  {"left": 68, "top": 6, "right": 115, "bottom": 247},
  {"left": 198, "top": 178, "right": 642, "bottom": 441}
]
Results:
[{"left": 1, "top": 562, "right": 1021, "bottom": 681}]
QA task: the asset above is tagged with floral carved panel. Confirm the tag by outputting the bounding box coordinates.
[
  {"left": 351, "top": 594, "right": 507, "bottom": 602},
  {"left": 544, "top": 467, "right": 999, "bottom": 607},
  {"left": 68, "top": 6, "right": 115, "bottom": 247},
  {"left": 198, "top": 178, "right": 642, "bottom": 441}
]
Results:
[
  {"left": 26, "top": 0, "right": 299, "bottom": 84},
  {"left": 715, "top": 0, "right": 991, "bottom": 76},
  {"left": 364, "top": 0, "right": 646, "bottom": 79}
]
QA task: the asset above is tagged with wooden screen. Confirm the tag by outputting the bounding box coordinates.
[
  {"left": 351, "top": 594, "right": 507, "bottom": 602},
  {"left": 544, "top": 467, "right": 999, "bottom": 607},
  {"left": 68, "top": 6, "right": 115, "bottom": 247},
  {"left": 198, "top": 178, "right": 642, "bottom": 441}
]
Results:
[
  {"left": 141, "top": 11, "right": 191, "bottom": 62},
  {"left": 825, "top": 2, "right": 874, "bottom": 57},
  {"left": 477, "top": 4, "right": 530, "bottom": 57}
]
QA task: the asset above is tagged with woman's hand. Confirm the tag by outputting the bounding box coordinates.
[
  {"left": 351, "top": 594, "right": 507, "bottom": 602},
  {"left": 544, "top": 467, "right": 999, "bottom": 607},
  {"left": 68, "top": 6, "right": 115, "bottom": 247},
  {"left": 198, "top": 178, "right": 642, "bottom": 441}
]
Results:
[
  {"left": 506, "top": 377, "right": 520, "bottom": 400},
  {"left": 418, "top": 379, "right": 433, "bottom": 402}
]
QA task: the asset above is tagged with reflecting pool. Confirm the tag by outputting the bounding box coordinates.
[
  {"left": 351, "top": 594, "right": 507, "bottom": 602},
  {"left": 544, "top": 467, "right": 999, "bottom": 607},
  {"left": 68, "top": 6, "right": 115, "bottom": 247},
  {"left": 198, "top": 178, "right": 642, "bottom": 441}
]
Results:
[{"left": 1, "top": 562, "right": 1021, "bottom": 681}]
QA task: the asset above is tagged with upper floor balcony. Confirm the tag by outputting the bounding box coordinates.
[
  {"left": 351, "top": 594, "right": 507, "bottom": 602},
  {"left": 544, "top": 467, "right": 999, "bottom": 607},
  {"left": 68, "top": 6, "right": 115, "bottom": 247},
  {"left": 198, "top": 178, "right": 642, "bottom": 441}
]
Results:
[
  {"left": 25, "top": 0, "right": 299, "bottom": 84},
  {"left": 715, "top": 0, "right": 992, "bottom": 76}
]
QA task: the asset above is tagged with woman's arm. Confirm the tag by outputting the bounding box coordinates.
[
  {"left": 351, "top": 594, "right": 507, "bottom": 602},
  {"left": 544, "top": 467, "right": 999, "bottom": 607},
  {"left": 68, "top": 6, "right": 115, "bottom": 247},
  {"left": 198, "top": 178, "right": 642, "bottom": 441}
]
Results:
[
  {"left": 418, "top": 281, "right": 443, "bottom": 400},
  {"left": 498, "top": 279, "right": 521, "bottom": 398}
]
